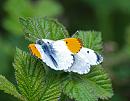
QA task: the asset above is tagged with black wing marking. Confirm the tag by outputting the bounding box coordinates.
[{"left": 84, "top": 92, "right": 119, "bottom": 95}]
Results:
[
  {"left": 95, "top": 52, "right": 103, "bottom": 64},
  {"left": 49, "top": 54, "right": 58, "bottom": 67},
  {"left": 41, "top": 42, "right": 58, "bottom": 67}
]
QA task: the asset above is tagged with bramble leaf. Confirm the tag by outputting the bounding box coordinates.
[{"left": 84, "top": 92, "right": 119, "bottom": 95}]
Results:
[
  {"left": 0, "top": 75, "right": 25, "bottom": 101},
  {"left": 73, "top": 31, "right": 103, "bottom": 53},
  {"left": 0, "top": 17, "right": 113, "bottom": 101},
  {"left": 13, "top": 48, "right": 62, "bottom": 101},
  {"left": 62, "top": 66, "right": 113, "bottom": 101},
  {"left": 62, "top": 74, "right": 97, "bottom": 101},
  {"left": 86, "top": 65, "right": 113, "bottom": 99},
  {"left": 62, "top": 31, "right": 113, "bottom": 101},
  {"left": 19, "top": 17, "right": 69, "bottom": 42}
]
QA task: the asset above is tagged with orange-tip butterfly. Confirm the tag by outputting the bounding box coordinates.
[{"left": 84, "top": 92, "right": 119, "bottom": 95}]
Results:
[{"left": 28, "top": 38, "right": 103, "bottom": 74}]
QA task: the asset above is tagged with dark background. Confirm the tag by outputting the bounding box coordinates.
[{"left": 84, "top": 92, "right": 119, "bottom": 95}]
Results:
[{"left": 0, "top": 0, "right": 130, "bottom": 101}]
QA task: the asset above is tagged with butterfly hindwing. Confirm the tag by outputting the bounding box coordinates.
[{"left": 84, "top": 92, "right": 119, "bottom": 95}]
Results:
[
  {"left": 66, "top": 47, "right": 103, "bottom": 74},
  {"left": 76, "top": 47, "right": 103, "bottom": 65},
  {"left": 66, "top": 55, "right": 91, "bottom": 74}
]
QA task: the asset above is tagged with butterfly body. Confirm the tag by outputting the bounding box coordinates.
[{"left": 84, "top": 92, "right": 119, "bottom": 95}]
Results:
[{"left": 28, "top": 38, "right": 103, "bottom": 74}]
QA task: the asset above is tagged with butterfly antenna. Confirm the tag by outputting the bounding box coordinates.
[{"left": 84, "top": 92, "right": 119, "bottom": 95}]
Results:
[
  {"left": 45, "top": 31, "right": 51, "bottom": 39},
  {"left": 71, "top": 31, "right": 79, "bottom": 37}
]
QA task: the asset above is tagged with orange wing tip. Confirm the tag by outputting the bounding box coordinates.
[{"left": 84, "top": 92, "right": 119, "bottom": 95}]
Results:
[
  {"left": 64, "top": 38, "right": 83, "bottom": 54},
  {"left": 28, "top": 44, "right": 42, "bottom": 59},
  {"left": 77, "top": 38, "right": 83, "bottom": 47}
]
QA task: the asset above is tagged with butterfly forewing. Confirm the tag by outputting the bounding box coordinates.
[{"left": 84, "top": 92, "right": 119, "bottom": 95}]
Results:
[{"left": 51, "top": 40, "right": 74, "bottom": 70}]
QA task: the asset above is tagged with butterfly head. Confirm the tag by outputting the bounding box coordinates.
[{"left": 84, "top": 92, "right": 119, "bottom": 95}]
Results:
[{"left": 64, "top": 38, "right": 83, "bottom": 54}]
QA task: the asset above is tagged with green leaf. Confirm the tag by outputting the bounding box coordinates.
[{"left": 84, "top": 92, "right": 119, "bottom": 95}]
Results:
[
  {"left": 19, "top": 17, "right": 69, "bottom": 42},
  {"left": 85, "top": 66, "right": 113, "bottom": 99},
  {"left": 5, "top": 17, "right": 112, "bottom": 101},
  {"left": 62, "top": 74, "right": 97, "bottom": 101},
  {"left": 0, "top": 75, "right": 25, "bottom": 101},
  {"left": 13, "top": 48, "right": 61, "bottom": 101},
  {"left": 59, "top": 93, "right": 73, "bottom": 101},
  {"left": 73, "top": 31, "right": 103, "bottom": 53},
  {"left": 62, "top": 31, "right": 113, "bottom": 101},
  {"left": 63, "top": 66, "right": 113, "bottom": 101}
]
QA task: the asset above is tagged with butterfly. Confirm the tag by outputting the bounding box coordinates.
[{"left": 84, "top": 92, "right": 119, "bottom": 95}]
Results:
[{"left": 28, "top": 38, "right": 103, "bottom": 74}]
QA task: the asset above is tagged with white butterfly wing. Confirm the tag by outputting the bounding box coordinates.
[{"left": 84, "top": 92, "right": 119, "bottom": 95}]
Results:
[
  {"left": 66, "top": 55, "right": 91, "bottom": 74},
  {"left": 42, "top": 39, "right": 54, "bottom": 43},
  {"left": 35, "top": 39, "right": 57, "bottom": 69},
  {"left": 51, "top": 40, "right": 74, "bottom": 70},
  {"left": 77, "top": 47, "right": 103, "bottom": 65},
  {"left": 36, "top": 39, "right": 74, "bottom": 71},
  {"left": 66, "top": 47, "right": 103, "bottom": 74}
]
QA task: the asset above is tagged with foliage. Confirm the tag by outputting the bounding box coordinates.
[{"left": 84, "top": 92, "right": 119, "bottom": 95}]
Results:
[
  {"left": 0, "top": 17, "right": 113, "bottom": 101},
  {"left": 73, "top": 31, "right": 102, "bottom": 53},
  {"left": 0, "top": 0, "right": 63, "bottom": 81},
  {"left": 63, "top": 66, "right": 113, "bottom": 101},
  {"left": 1, "top": 0, "right": 63, "bottom": 99},
  {"left": 19, "top": 17, "right": 69, "bottom": 42},
  {"left": 3, "top": 0, "right": 62, "bottom": 35},
  {"left": 13, "top": 48, "right": 62, "bottom": 101},
  {"left": 84, "top": 0, "right": 130, "bottom": 13},
  {"left": 0, "top": 75, "right": 24, "bottom": 100},
  {"left": 0, "top": 38, "right": 14, "bottom": 74}
]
